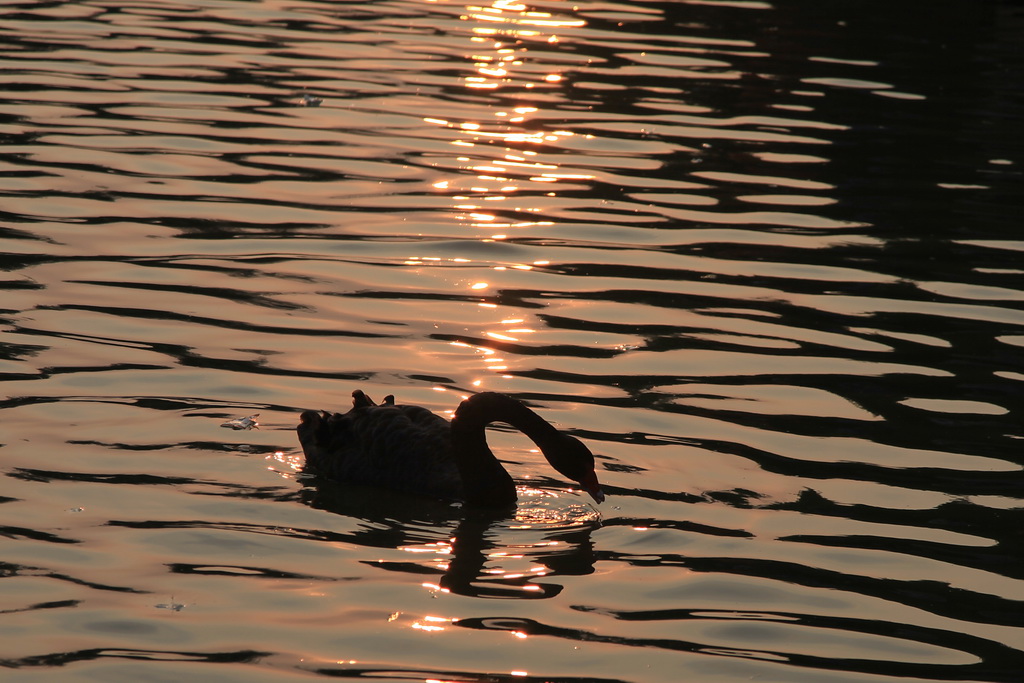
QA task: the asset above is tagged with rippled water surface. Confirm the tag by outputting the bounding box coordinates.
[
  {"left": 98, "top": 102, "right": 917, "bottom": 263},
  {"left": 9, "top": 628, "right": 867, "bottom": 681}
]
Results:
[{"left": 2, "top": 0, "right": 1023, "bottom": 681}]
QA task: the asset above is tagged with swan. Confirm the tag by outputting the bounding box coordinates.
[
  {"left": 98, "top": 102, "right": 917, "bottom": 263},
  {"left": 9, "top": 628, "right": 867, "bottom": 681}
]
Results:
[{"left": 297, "top": 390, "right": 604, "bottom": 507}]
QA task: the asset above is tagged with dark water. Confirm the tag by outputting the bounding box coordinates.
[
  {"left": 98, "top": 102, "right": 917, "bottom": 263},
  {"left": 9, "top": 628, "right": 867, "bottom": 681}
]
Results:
[{"left": 2, "top": 0, "right": 1023, "bottom": 681}]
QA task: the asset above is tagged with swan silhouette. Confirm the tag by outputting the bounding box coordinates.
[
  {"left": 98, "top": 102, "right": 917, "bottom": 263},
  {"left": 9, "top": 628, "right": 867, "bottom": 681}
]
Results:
[{"left": 297, "top": 390, "right": 604, "bottom": 507}]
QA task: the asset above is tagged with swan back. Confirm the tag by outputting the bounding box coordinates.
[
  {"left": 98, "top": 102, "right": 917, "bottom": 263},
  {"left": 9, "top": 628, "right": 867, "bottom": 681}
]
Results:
[{"left": 298, "top": 401, "right": 462, "bottom": 499}]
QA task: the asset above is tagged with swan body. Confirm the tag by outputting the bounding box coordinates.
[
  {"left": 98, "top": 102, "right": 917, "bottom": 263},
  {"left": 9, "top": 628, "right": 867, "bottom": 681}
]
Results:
[{"left": 297, "top": 390, "right": 603, "bottom": 507}]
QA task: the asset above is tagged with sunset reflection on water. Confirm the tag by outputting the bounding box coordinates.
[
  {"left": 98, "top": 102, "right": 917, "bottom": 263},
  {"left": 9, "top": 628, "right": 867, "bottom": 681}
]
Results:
[
  {"left": 419, "top": 0, "right": 604, "bottom": 381},
  {"left": 0, "top": 0, "right": 1021, "bottom": 681}
]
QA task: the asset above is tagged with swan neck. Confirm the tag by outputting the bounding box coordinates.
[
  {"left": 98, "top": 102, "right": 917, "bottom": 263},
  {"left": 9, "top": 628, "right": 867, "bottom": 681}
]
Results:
[
  {"left": 452, "top": 392, "right": 560, "bottom": 447},
  {"left": 450, "top": 393, "right": 560, "bottom": 506}
]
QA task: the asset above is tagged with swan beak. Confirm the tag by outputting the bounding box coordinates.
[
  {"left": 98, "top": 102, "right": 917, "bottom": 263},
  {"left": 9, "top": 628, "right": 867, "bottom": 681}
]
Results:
[{"left": 580, "top": 471, "right": 605, "bottom": 504}]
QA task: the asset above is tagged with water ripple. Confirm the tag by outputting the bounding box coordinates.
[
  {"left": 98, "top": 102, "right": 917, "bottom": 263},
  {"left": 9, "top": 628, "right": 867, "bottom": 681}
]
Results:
[{"left": 1, "top": 0, "right": 1022, "bottom": 680}]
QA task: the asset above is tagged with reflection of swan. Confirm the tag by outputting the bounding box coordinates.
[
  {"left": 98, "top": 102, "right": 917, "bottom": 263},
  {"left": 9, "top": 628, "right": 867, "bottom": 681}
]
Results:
[
  {"left": 297, "top": 390, "right": 603, "bottom": 507},
  {"left": 298, "top": 476, "right": 600, "bottom": 599}
]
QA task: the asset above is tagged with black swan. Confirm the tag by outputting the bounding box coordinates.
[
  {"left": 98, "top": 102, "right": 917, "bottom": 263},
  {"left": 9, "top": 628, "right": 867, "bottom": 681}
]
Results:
[{"left": 297, "top": 390, "right": 604, "bottom": 507}]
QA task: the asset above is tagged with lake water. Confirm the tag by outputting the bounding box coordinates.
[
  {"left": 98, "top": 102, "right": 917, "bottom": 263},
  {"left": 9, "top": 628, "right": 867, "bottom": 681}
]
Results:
[{"left": 2, "top": 0, "right": 1023, "bottom": 681}]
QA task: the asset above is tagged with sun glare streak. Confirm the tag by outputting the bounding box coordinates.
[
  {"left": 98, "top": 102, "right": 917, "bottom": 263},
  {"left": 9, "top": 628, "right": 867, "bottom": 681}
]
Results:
[
  {"left": 421, "top": 582, "right": 451, "bottom": 594},
  {"left": 415, "top": 1, "right": 590, "bottom": 379},
  {"left": 266, "top": 450, "right": 303, "bottom": 478},
  {"left": 410, "top": 614, "right": 458, "bottom": 634}
]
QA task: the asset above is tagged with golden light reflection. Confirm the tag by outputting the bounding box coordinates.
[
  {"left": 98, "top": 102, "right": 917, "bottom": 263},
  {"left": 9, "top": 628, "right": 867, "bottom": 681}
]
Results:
[
  {"left": 442, "top": 308, "right": 546, "bottom": 379},
  {"left": 411, "top": 615, "right": 458, "bottom": 633},
  {"left": 400, "top": 542, "right": 453, "bottom": 554},
  {"left": 416, "top": 1, "right": 590, "bottom": 381},
  {"left": 421, "top": 582, "right": 450, "bottom": 593},
  {"left": 423, "top": 1, "right": 590, "bottom": 225},
  {"left": 266, "top": 450, "right": 303, "bottom": 477}
]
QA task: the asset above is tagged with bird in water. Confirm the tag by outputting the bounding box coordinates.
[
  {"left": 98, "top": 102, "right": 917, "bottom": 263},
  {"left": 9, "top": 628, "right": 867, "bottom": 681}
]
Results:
[{"left": 297, "top": 390, "right": 604, "bottom": 507}]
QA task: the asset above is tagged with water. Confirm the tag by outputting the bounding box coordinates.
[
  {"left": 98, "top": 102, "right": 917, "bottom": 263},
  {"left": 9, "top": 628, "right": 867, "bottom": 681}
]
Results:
[{"left": 2, "top": 0, "right": 1022, "bottom": 681}]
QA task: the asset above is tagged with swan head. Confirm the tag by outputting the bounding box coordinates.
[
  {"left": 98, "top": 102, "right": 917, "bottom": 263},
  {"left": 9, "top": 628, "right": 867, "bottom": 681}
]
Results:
[{"left": 550, "top": 434, "right": 604, "bottom": 504}]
